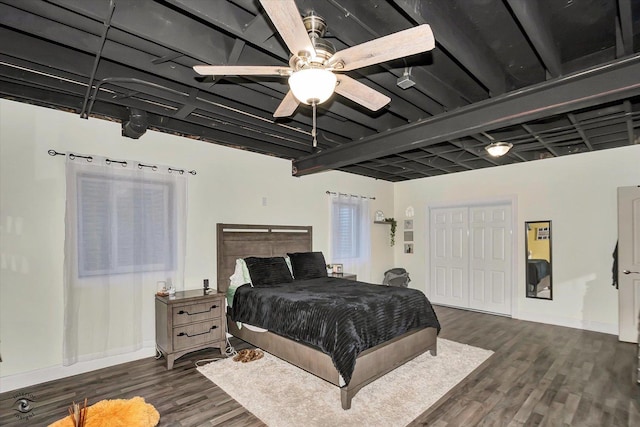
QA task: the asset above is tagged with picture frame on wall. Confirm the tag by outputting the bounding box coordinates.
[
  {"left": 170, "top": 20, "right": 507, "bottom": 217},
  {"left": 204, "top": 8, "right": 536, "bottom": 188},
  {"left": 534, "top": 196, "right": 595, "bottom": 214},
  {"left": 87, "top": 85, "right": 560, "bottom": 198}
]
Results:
[
  {"left": 536, "top": 226, "right": 550, "bottom": 240},
  {"left": 404, "top": 243, "right": 414, "bottom": 254},
  {"left": 404, "top": 231, "right": 414, "bottom": 242},
  {"left": 404, "top": 219, "right": 413, "bottom": 230}
]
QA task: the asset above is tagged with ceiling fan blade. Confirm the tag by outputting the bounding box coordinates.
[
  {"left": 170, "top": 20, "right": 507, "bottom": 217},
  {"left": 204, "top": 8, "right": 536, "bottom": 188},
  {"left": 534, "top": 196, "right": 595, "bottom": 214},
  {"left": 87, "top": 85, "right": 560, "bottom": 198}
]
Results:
[
  {"left": 259, "top": 0, "right": 315, "bottom": 57},
  {"left": 335, "top": 75, "right": 390, "bottom": 111},
  {"left": 329, "top": 25, "right": 435, "bottom": 71},
  {"left": 193, "top": 65, "right": 290, "bottom": 76},
  {"left": 273, "top": 91, "right": 300, "bottom": 117}
]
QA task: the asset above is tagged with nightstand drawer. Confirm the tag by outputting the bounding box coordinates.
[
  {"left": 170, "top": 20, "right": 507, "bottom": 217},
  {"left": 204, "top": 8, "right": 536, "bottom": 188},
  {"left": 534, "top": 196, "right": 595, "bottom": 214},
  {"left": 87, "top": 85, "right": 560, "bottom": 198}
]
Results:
[
  {"left": 173, "top": 319, "right": 223, "bottom": 351},
  {"left": 172, "top": 300, "right": 222, "bottom": 326}
]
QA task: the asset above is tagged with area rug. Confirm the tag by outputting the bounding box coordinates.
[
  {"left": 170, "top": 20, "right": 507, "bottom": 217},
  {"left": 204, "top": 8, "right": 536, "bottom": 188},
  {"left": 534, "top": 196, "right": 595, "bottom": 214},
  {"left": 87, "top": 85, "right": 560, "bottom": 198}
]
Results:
[{"left": 197, "top": 339, "right": 493, "bottom": 427}]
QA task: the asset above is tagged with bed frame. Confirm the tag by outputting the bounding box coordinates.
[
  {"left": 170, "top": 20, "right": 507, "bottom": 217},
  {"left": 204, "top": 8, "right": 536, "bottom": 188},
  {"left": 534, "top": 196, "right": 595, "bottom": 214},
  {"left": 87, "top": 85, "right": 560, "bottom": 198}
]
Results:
[{"left": 216, "top": 223, "right": 437, "bottom": 409}]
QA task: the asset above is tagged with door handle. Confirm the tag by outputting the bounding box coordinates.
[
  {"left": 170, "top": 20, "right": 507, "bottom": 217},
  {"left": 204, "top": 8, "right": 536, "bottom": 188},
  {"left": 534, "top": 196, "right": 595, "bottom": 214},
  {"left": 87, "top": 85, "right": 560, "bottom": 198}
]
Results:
[{"left": 622, "top": 270, "right": 640, "bottom": 274}]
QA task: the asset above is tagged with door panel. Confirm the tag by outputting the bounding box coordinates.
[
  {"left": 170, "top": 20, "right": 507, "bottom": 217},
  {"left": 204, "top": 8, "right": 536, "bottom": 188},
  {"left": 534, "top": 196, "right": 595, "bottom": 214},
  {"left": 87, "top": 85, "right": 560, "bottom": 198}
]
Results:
[
  {"left": 468, "top": 205, "right": 512, "bottom": 315},
  {"left": 430, "top": 207, "right": 469, "bottom": 307},
  {"left": 435, "top": 266, "right": 447, "bottom": 297},
  {"left": 451, "top": 267, "right": 464, "bottom": 298},
  {"left": 490, "top": 271, "right": 506, "bottom": 304},
  {"left": 618, "top": 186, "right": 640, "bottom": 343}
]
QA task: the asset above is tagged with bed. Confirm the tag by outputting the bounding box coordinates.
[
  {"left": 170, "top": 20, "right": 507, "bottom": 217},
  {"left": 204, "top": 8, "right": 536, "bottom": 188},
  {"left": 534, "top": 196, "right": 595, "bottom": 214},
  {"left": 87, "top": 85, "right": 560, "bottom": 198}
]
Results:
[
  {"left": 216, "top": 223, "right": 440, "bottom": 410},
  {"left": 527, "top": 259, "right": 551, "bottom": 296}
]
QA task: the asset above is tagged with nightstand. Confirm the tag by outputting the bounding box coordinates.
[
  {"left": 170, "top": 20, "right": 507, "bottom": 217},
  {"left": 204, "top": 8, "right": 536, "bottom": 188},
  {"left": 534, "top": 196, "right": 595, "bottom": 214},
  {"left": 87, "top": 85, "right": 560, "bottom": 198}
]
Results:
[
  {"left": 330, "top": 272, "right": 357, "bottom": 281},
  {"left": 155, "top": 290, "right": 226, "bottom": 369}
]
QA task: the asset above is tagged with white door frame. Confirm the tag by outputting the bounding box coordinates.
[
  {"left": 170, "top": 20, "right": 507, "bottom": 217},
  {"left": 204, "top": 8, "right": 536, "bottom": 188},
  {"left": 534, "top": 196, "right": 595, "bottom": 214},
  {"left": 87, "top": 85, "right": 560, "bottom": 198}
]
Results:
[{"left": 425, "top": 195, "right": 518, "bottom": 317}]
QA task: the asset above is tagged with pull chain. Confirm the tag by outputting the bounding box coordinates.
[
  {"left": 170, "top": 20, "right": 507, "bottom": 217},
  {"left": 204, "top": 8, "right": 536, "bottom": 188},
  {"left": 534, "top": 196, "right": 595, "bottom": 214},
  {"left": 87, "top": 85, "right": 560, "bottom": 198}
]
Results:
[{"left": 312, "top": 101, "right": 318, "bottom": 149}]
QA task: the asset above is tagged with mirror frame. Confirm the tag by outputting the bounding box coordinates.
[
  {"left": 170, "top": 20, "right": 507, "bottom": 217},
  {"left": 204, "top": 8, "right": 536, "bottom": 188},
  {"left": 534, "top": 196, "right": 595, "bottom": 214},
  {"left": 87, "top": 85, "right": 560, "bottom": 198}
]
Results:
[{"left": 525, "top": 220, "right": 553, "bottom": 300}]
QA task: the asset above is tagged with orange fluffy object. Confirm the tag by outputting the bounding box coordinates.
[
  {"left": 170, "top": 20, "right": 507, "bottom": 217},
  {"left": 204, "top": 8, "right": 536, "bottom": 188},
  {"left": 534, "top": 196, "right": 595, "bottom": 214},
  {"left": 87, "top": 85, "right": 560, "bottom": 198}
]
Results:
[{"left": 48, "top": 396, "right": 160, "bottom": 427}]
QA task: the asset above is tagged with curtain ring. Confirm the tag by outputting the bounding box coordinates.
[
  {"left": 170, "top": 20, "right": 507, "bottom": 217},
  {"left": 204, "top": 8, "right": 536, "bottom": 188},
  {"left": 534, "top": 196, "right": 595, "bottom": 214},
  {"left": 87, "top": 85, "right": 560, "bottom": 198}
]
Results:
[
  {"left": 138, "top": 164, "right": 143, "bottom": 169},
  {"left": 86, "top": 157, "right": 93, "bottom": 162},
  {"left": 122, "top": 161, "right": 127, "bottom": 167},
  {"left": 152, "top": 165, "right": 158, "bottom": 171},
  {"left": 106, "top": 159, "right": 112, "bottom": 165},
  {"left": 69, "top": 153, "right": 76, "bottom": 160}
]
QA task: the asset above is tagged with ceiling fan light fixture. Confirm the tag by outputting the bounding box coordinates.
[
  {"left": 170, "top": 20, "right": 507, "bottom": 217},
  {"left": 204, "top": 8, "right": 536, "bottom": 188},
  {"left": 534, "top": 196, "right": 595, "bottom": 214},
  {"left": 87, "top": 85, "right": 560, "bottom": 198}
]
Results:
[
  {"left": 288, "top": 68, "right": 337, "bottom": 105},
  {"left": 485, "top": 141, "right": 513, "bottom": 157}
]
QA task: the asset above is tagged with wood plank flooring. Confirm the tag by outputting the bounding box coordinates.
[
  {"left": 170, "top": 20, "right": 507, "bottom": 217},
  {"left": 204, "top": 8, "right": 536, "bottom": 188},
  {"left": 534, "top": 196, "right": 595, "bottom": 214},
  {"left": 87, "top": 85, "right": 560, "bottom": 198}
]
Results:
[{"left": 1, "top": 306, "right": 638, "bottom": 426}]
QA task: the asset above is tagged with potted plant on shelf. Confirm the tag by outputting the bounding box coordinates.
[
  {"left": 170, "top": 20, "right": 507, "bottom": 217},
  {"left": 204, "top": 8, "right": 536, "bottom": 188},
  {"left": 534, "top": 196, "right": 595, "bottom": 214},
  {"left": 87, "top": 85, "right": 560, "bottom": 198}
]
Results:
[{"left": 385, "top": 217, "right": 397, "bottom": 246}]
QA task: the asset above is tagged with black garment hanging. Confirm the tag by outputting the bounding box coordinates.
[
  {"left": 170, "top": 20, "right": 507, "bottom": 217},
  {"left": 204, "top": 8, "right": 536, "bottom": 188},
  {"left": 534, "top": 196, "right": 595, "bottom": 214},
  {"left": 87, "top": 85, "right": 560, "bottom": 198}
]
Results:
[{"left": 612, "top": 241, "right": 618, "bottom": 289}]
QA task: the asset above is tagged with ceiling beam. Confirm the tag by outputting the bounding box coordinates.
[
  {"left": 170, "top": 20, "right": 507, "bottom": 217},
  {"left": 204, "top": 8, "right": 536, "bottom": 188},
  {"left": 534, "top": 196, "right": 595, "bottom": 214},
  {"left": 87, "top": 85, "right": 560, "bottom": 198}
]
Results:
[
  {"left": 505, "top": 0, "right": 562, "bottom": 78},
  {"left": 521, "top": 124, "right": 560, "bottom": 157},
  {"left": 567, "top": 113, "right": 594, "bottom": 151},
  {"left": 293, "top": 54, "right": 640, "bottom": 177},
  {"left": 622, "top": 100, "right": 635, "bottom": 146},
  {"left": 390, "top": 0, "right": 509, "bottom": 95},
  {"left": 616, "top": 0, "right": 635, "bottom": 56},
  {"left": 164, "top": 0, "right": 288, "bottom": 58}
]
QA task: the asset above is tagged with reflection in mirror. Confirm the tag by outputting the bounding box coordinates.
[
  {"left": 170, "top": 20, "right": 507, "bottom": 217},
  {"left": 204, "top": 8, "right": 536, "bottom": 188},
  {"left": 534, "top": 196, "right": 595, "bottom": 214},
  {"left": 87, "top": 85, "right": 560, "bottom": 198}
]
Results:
[{"left": 525, "top": 221, "right": 552, "bottom": 299}]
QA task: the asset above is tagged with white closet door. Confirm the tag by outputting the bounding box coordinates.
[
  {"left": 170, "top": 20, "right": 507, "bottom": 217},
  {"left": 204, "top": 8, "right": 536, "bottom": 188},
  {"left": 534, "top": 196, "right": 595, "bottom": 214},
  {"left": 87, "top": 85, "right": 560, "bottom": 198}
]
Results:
[
  {"left": 468, "top": 205, "right": 512, "bottom": 315},
  {"left": 429, "top": 202, "right": 512, "bottom": 316},
  {"left": 430, "top": 207, "right": 469, "bottom": 307}
]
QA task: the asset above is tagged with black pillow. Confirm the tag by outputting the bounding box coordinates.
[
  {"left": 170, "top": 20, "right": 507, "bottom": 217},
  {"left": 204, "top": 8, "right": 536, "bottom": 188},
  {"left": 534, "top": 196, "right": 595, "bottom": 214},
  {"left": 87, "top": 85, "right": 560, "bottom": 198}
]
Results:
[
  {"left": 244, "top": 256, "right": 294, "bottom": 287},
  {"left": 287, "top": 252, "right": 328, "bottom": 280}
]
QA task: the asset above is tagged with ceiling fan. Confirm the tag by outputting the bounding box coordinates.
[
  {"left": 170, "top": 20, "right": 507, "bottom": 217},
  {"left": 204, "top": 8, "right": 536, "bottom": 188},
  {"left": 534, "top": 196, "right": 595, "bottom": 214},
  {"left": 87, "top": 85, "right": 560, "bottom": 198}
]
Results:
[{"left": 193, "top": 0, "right": 435, "bottom": 145}]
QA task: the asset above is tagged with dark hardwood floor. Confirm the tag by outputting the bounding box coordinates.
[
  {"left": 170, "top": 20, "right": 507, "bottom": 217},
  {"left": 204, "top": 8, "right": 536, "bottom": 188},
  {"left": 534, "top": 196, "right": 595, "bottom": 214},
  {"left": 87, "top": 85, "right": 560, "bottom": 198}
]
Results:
[{"left": 1, "top": 306, "right": 638, "bottom": 426}]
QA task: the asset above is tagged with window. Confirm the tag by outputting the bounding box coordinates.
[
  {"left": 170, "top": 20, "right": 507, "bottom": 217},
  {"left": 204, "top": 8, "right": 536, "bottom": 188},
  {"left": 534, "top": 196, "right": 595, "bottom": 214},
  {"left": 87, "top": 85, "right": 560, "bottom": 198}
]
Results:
[
  {"left": 76, "top": 173, "right": 175, "bottom": 277},
  {"left": 329, "top": 193, "right": 371, "bottom": 280},
  {"left": 332, "top": 201, "right": 361, "bottom": 259}
]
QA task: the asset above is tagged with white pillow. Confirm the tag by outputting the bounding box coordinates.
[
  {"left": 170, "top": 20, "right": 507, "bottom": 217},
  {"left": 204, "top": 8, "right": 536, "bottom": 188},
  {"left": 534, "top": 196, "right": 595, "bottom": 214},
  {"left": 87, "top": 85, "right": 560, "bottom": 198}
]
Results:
[
  {"left": 240, "top": 258, "right": 252, "bottom": 285},
  {"left": 227, "top": 258, "right": 252, "bottom": 307},
  {"left": 284, "top": 256, "right": 294, "bottom": 278}
]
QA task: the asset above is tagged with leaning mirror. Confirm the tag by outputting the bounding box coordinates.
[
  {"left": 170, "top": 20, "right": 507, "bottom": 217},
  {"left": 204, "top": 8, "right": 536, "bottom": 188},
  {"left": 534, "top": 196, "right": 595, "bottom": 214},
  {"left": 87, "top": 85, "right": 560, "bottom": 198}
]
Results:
[{"left": 525, "top": 221, "right": 552, "bottom": 299}]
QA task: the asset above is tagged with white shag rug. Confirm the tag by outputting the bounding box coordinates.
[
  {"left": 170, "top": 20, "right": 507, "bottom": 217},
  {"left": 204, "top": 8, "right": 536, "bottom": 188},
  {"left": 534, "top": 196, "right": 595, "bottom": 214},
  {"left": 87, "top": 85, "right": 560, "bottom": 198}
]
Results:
[{"left": 197, "top": 339, "right": 493, "bottom": 427}]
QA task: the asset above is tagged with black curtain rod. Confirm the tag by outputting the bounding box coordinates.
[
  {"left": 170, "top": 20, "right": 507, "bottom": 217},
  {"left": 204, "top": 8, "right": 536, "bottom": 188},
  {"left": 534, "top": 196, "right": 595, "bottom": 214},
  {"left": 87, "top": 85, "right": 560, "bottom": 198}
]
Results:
[
  {"left": 48, "top": 149, "right": 196, "bottom": 175},
  {"left": 326, "top": 190, "right": 375, "bottom": 200}
]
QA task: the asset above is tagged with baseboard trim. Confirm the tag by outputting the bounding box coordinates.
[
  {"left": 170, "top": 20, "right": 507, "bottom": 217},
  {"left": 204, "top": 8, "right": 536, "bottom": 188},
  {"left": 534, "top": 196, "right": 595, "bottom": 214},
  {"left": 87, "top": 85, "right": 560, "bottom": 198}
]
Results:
[
  {"left": 0, "top": 346, "right": 157, "bottom": 393},
  {"left": 515, "top": 311, "right": 618, "bottom": 336}
]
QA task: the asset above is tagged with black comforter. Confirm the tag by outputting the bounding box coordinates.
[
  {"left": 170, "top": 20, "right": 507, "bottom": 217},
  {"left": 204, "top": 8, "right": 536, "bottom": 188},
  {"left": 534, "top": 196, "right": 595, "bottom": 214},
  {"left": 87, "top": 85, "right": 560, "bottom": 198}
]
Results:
[{"left": 230, "top": 277, "right": 440, "bottom": 385}]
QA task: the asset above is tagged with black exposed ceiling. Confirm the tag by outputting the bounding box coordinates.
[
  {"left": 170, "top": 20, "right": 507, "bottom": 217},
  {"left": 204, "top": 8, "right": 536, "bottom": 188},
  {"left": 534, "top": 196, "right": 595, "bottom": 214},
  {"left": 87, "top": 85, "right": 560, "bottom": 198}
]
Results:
[{"left": 1, "top": 0, "right": 639, "bottom": 182}]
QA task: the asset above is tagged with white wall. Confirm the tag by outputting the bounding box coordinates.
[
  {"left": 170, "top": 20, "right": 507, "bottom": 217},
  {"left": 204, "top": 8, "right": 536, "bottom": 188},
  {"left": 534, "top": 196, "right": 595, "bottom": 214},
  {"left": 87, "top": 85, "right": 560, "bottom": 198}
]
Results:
[
  {"left": 0, "top": 99, "right": 395, "bottom": 390},
  {"left": 394, "top": 145, "right": 640, "bottom": 333}
]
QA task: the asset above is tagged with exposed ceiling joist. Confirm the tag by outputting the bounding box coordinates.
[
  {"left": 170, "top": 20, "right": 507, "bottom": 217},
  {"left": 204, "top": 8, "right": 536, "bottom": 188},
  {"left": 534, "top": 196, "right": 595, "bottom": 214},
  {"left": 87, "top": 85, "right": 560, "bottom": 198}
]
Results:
[
  {"left": 390, "top": 0, "right": 509, "bottom": 95},
  {"left": 505, "top": 0, "right": 562, "bottom": 78}
]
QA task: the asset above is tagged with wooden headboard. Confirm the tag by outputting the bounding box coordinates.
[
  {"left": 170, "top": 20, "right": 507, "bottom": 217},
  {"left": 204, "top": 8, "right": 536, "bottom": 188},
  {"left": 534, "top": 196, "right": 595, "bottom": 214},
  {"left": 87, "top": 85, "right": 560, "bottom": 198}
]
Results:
[{"left": 216, "top": 223, "right": 313, "bottom": 292}]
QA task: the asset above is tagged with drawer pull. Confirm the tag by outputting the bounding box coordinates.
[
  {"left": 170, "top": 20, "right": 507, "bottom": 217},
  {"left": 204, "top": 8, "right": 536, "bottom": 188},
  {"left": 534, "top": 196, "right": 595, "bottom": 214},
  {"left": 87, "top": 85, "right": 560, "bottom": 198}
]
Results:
[
  {"left": 177, "top": 305, "right": 218, "bottom": 316},
  {"left": 177, "top": 325, "right": 218, "bottom": 338}
]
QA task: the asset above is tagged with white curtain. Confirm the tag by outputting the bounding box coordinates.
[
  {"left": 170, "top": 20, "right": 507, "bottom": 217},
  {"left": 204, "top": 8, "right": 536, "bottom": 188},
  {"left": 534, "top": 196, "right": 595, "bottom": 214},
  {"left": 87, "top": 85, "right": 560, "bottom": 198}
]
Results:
[
  {"left": 328, "top": 193, "right": 371, "bottom": 282},
  {"left": 63, "top": 154, "right": 187, "bottom": 366}
]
